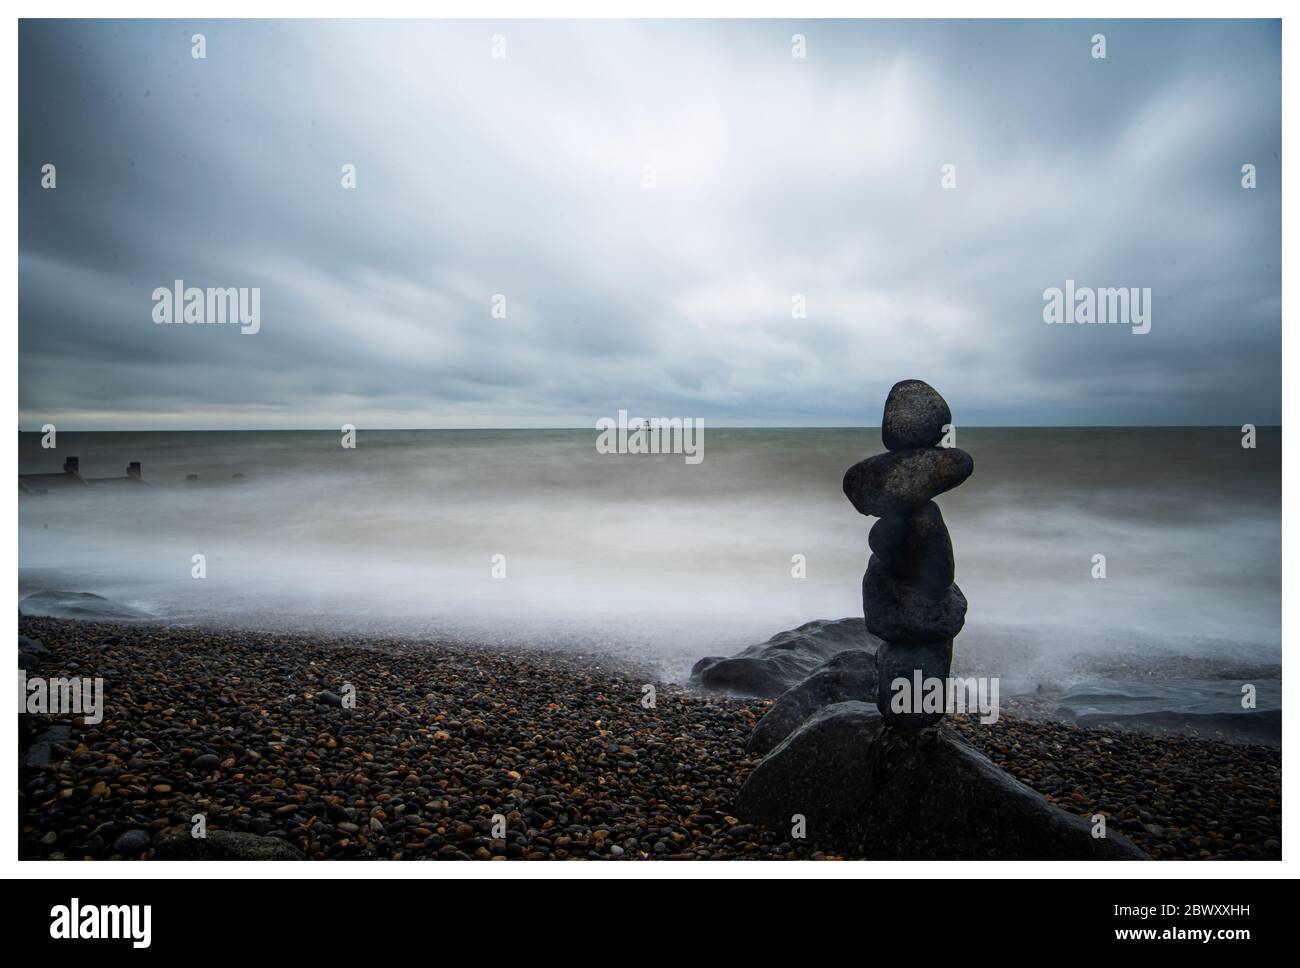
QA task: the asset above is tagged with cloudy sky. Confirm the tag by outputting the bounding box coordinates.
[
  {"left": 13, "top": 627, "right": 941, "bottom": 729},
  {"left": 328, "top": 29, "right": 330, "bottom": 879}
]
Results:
[{"left": 19, "top": 19, "right": 1281, "bottom": 429}]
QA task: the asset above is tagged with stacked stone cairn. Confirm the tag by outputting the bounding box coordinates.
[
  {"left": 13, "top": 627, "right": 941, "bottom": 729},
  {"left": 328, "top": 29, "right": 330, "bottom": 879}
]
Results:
[{"left": 842, "top": 379, "right": 973, "bottom": 728}]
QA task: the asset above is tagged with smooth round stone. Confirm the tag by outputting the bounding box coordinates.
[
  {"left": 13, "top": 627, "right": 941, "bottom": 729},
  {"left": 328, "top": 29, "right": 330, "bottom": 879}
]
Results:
[
  {"left": 869, "top": 502, "right": 954, "bottom": 592},
  {"left": 113, "top": 829, "right": 151, "bottom": 855},
  {"left": 881, "top": 380, "right": 951, "bottom": 451},
  {"left": 875, "top": 638, "right": 953, "bottom": 729},
  {"left": 862, "top": 555, "right": 967, "bottom": 641},
  {"left": 843, "top": 447, "right": 973, "bottom": 517}
]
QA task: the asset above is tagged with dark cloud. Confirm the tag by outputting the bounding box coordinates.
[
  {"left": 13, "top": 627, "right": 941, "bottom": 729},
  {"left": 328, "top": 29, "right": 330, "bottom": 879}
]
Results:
[{"left": 19, "top": 19, "right": 1281, "bottom": 428}]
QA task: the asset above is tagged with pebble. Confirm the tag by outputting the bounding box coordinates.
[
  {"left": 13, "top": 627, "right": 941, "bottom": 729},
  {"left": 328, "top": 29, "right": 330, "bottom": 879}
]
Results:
[
  {"left": 112, "top": 829, "right": 151, "bottom": 855},
  {"left": 17, "top": 616, "right": 1281, "bottom": 862}
]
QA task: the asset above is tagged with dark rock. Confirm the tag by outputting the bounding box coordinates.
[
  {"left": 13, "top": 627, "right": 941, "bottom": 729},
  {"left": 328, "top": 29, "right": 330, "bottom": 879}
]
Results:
[
  {"left": 192, "top": 753, "right": 221, "bottom": 771},
  {"left": 881, "top": 379, "right": 951, "bottom": 451},
  {"left": 736, "top": 702, "right": 1148, "bottom": 860},
  {"left": 113, "top": 829, "right": 152, "bottom": 855},
  {"left": 691, "top": 618, "right": 881, "bottom": 698},
  {"left": 747, "top": 650, "right": 878, "bottom": 755},
  {"left": 151, "top": 829, "right": 305, "bottom": 860},
  {"left": 875, "top": 638, "right": 953, "bottom": 729},
  {"left": 24, "top": 723, "right": 72, "bottom": 768},
  {"left": 738, "top": 702, "right": 882, "bottom": 844},
  {"left": 319, "top": 691, "right": 343, "bottom": 707},
  {"left": 18, "top": 635, "right": 49, "bottom": 670},
  {"left": 862, "top": 556, "right": 967, "bottom": 640},
  {"left": 1056, "top": 678, "right": 1282, "bottom": 745},
  {"left": 868, "top": 502, "right": 954, "bottom": 591},
  {"left": 19, "top": 590, "right": 150, "bottom": 620},
  {"left": 843, "top": 448, "right": 973, "bottom": 517}
]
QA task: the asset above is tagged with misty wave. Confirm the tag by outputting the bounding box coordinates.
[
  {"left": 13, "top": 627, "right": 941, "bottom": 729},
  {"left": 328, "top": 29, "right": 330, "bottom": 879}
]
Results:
[{"left": 18, "top": 427, "right": 1280, "bottom": 683}]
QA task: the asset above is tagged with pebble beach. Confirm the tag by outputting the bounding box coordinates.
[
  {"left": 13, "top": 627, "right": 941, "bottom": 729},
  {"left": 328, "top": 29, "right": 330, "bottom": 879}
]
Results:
[{"left": 18, "top": 617, "right": 1282, "bottom": 861}]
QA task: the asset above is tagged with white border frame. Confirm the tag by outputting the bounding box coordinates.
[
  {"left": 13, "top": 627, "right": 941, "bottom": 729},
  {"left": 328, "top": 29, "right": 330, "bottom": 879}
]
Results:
[{"left": 5, "top": 1, "right": 1293, "bottom": 879}]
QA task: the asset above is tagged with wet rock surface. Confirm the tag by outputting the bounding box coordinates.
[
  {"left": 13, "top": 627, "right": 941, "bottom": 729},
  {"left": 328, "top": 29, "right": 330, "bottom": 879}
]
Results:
[
  {"left": 20, "top": 591, "right": 150, "bottom": 621},
  {"left": 691, "top": 618, "right": 879, "bottom": 698},
  {"left": 738, "top": 703, "right": 1149, "bottom": 859},
  {"left": 746, "top": 650, "right": 878, "bottom": 755},
  {"left": 1056, "top": 679, "right": 1282, "bottom": 744}
]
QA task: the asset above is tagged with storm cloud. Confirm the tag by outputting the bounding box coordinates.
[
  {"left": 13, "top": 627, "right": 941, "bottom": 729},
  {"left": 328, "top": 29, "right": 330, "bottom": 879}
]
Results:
[{"left": 19, "top": 19, "right": 1281, "bottom": 428}]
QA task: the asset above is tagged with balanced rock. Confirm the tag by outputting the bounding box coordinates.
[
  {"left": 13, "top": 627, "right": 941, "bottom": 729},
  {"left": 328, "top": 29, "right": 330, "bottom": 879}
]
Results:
[
  {"left": 869, "top": 501, "right": 954, "bottom": 592},
  {"left": 843, "top": 447, "right": 973, "bottom": 517},
  {"left": 875, "top": 639, "right": 953, "bottom": 728},
  {"left": 862, "top": 555, "right": 967, "bottom": 641},
  {"left": 746, "top": 650, "right": 878, "bottom": 755},
  {"left": 736, "top": 702, "right": 1147, "bottom": 859},
  {"left": 881, "top": 379, "right": 951, "bottom": 451}
]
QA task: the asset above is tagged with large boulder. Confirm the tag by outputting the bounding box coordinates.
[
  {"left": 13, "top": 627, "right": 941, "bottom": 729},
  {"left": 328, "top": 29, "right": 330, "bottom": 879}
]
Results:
[
  {"left": 151, "top": 830, "right": 305, "bottom": 860},
  {"left": 739, "top": 702, "right": 883, "bottom": 844},
  {"left": 843, "top": 448, "right": 974, "bottom": 518},
  {"left": 19, "top": 590, "right": 150, "bottom": 620},
  {"left": 736, "top": 702, "right": 1148, "bottom": 860},
  {"left": 746, "top": 650, "right": 878, "bottom": 755},
  {"left": 691, "top": 618, "right": 880, "bottom": 698},
  {"left": 881, "top": 379, "right": 951, "bottom": 451}
]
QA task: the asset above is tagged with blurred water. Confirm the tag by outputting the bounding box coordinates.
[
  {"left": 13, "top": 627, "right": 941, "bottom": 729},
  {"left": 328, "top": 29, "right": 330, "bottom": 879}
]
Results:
[{"left": 18, "top": 427, "right": 1281, "bottom": 683}]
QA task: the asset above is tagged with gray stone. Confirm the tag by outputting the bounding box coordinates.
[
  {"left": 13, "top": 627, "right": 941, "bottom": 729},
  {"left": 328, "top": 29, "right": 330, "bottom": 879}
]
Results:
[
  {"left": 151, "top": 829, "right": 305, "bottom": 860},
  {"left": 691, "top": 618, "right": 880, "bottom": 698},
  {"left": 843, "top": 448, "right": 973, "bottom": 518},
  {"left": 736, "top": 702, "right": 1148, "bottom": 860},
  {"left": 862, "top": 555, "right": 967, "bottom": 641},
  {"left": 868, "top": 502, "right": 954, "bottom": 591},
  {"left": 875, "top": 638, "right": 953, "bottom": 729},
  {"left": 18, "top": 634, "right": 49, "bottom": 670},
  {"left": 113, "top": 829, "right": 152, "bottom": 856},
  {"left": 881, "top": 379, "right": 951, "bottom": 451},
  {"left": 746, "top": 650, "right": 878, "bottom": 755},
  {"left": 19, "top": 590, "right": 150, "bottom": 620},
  {"left": 1057, "top": 678, "right": 1282, "bottom": 744},
  {"left": 23, "top": 723, "right": 72, "bottom": 768},
  {"left": 737, "top": 702, "right": 883, "bottom": 845}
]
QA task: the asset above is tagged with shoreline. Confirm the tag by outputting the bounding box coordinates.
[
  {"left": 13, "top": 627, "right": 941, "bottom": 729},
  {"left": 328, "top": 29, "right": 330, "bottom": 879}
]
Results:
[{"left": 19, "top": 617, "right": 1282, "bottom": 860}]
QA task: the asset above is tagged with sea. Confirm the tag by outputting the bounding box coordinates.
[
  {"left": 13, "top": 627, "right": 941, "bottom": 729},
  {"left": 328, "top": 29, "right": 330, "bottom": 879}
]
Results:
[{"left": 18, "top": 427, "right": 1281, "bottom": 726}]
